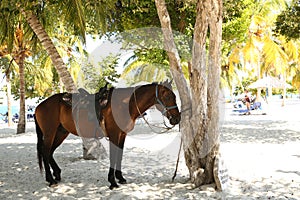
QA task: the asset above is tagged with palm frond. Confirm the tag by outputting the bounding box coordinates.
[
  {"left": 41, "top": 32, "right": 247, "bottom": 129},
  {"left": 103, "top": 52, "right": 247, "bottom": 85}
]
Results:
[
  {"left": 228, "top": 47, "right": 241, "bottom": 71},
  {"left": 283, "top": 39, "right": 298, "bottom": 62},
  {"left": 242, "top": 36, "right": 260, "bottom": 68},
  {"left": 292, "top": 69, "right": 300, "bottom": 89},
  {"left": 121, "top": 60, "right": 144, "bottom": 78},
  {"left": 262, "top": 36, "right": 288, "bottom": 74},
  {"left": 64, "top": 0, "right": 86, "bottom": 43}
]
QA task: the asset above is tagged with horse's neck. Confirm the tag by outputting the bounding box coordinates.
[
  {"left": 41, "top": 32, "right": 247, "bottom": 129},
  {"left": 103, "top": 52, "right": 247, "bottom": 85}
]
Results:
[{"left": 132, "top": 85, "right": 156, "bottom": 118}]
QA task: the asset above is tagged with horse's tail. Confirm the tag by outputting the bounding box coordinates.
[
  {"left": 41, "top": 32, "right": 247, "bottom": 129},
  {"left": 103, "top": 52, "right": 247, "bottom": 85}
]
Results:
[{"left": 34, "top": 114, "right": 44, "bottom": 173}]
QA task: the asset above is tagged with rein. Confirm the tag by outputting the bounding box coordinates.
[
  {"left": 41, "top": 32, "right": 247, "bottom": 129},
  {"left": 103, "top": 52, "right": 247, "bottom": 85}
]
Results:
[{"left": 133, "top": 84, "right": 176, "bottom": 134}]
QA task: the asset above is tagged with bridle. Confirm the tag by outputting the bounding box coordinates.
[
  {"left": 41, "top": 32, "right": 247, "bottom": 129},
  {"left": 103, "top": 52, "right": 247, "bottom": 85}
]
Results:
[
  {"left": 133, "top": 84, "right": 179, "bottom": 133},
  {"left": 155, "top": 84, "right": 178, "bottom": 117}
]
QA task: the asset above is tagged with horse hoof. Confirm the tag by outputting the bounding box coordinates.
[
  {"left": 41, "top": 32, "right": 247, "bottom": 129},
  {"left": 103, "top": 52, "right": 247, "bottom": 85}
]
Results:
[
  {"left": 109, "top": 184, "right": 119, "bottom": 190},
  {"left": 118, "top": 179, "right": 127, "bottom": 184},
  {"left": 49, "top": 182, "right": 59, "bottom": 187}
]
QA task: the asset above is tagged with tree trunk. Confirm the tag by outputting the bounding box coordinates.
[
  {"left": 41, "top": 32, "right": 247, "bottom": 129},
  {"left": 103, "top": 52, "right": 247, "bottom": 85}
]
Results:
[
  {"left": 205, "top": 0, "right": 222, "bottom": 185},
  {"left": 281, "top": 73, "right": 287, "bottom": 106},
  {"left": 14, "top": 25, "right": 27, "bottom": 134},
  {"left": 6, "top": 73, "right": 13, "bottom": 127},
  {"left": 154, "top": 0, "right": 191, "bottom": 106},
  {"left": 155, "top": 0, "right": 222, "bottom": 187},
  {"left": 20, "top": 9, "right": 77, "bottom": 93},
  {"left": 21, "top": 9, "right": 105, "bottom": 159},
  {"left": 15, "top": 52, "right": 26, "bottom": 134}
]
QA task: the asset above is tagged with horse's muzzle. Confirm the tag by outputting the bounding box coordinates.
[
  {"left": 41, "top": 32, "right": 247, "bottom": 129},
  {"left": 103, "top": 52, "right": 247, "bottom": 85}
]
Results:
[{"left": 169, "top": 114, "right": 181, "bottom": 125}]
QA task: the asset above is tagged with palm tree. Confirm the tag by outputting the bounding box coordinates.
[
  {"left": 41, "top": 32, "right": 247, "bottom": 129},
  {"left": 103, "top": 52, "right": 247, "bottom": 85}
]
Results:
[
  {"left": 121, "top": 59, "right": 170, "bottom": 84},
  {"left": 0, "top": 20, "right": 31, "bottom": 133},
  {"left": 14, "top": 24, "right": 32, "bottom": 133},
  {"left": 0, "top": 56, "right": 14, "bottom": 126},
  {"left": 227, "top": 0, "right": 290, "bottom": 102},
  {"left": 292, "top": 69, "right": 300, "bottom": 95},
  {"left": 17, "top": 0, "right": 117, "bottom": 95},
  {"left": 19, "top": 9, "right": 77, "bottom": 93},
  {"left": 288, "top": 40, "right": 300, "bottom": 95},
  {"left": 0, "top": 0, "right": 112, "bottom": 158},
  {"left": 17, "top": 0, "right": 116, "bottom": 158},
  {"left": 20, "top": 8, "right": 101, "bottom": 158}
]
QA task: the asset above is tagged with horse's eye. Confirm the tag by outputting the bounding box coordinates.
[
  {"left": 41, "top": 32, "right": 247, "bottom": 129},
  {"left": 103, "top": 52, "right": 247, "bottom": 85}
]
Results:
[{"left": 164, "top": 95, "right": 171, "bottom": 101}]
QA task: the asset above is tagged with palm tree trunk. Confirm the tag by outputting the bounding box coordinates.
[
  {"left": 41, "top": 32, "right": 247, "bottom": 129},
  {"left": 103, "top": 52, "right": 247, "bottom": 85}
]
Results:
[
  {"left": 21, "top": 9, "right": 105, "bottom": 159},
  {"left": 20, "top": 9, "right": 77, "bottom": 93},
  {"left": 281, "top": 73, "right": 287, "bottom": 106},
  {"left": 15, "top": 52, "right": 26, "bottom": 134},
  {"left": 6, "top": 73, "right": 13, "bottom": 127}
]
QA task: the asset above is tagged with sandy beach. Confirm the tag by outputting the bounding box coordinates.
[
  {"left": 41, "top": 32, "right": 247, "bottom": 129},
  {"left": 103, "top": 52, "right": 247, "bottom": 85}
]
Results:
[{"left": 0, "top": 99, "right": 299, "bottom": 199}]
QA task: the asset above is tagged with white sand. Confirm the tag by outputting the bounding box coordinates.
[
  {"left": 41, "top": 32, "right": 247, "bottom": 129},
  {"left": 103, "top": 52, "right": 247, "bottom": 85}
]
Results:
[{"left": 0, "top": 99, "right": 299, "bottom": 199}]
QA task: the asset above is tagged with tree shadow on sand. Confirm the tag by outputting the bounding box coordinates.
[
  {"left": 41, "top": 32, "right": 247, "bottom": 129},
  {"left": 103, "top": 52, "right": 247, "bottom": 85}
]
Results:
[
  {"left": 0, "top": 134, "right": 224, "bottom": 200},
  {"left": 220, "top": 120, "right": 300, "bottom": 143}
]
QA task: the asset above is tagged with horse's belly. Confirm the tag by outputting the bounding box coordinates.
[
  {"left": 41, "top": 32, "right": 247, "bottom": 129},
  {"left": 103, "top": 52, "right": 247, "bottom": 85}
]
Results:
[{"left": 72, "top": 108, "right": 104, "bottom": 138}]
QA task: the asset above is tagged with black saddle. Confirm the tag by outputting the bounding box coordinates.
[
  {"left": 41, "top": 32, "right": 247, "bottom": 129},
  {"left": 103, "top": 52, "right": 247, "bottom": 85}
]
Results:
[{"left": 61, "top": 84, "right": 110, "bottom": 122}]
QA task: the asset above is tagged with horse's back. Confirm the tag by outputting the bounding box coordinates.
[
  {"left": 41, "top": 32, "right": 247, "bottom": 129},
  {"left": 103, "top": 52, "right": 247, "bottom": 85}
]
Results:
[
  {"left": 35, "top": 93, "right": 64, "bottom": 115},
  {"left": 35, "top": 93, "right": 66, "bottom": 134}
]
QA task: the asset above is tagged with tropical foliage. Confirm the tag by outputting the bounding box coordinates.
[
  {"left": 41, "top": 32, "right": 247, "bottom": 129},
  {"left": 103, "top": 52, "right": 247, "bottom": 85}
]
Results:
[
  {"left": 224, "top": 0, "right": 300, "bottom": 97},
  {"left": 0, "top": 0, "right": 299, "bottom": 189},
  {"left": 78, "top": 54, "right": 120, "bottom": 92},
  {"left": 275, "top": 0, "right": 300, "bottom": 40}
]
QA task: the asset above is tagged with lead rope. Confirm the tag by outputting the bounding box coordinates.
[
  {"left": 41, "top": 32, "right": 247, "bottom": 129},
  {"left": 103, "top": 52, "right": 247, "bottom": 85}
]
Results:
[
  {"left": 172, "top": 106, "right": 192, "bottom": 182},
  {"left": 133, "top": 87, "right": 175, "bottom": 134},
  {"left": 172, "top": 135, "right": 182, "bottom": 182},
  {"left": 134, "top": 85, "right": 182, "bottom": 181}
]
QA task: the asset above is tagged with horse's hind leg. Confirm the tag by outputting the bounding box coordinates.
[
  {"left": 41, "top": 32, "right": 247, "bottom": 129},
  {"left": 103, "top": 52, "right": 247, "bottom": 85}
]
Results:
[
  {"left": 49, "top": 126, "right": 69, "bottom": 181},
  {"left": 35, "top": 112, "right": 59, "bottom": 186},
  {"left": 49, "top": 154, "right": 61, "bottom": 181},
  {"left": 42, "top": 132, "right": 58, "bottom": 186}
]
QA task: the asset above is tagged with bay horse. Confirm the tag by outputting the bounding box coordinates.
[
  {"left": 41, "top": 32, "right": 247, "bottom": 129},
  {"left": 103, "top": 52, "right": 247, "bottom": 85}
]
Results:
[{"left": 34, "top": 81, "right": 181, "bottom": 189}]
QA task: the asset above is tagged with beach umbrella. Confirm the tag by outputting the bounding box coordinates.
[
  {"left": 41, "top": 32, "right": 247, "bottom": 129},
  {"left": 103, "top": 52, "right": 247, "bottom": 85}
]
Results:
[
  {"left": 248, "top": 77, "right": 270, "bottom": 88},
  {"left": 271, "top": 78, "right": 292, "bottom": 89},
  {"left": 248, "top": 76, "right": 292, "bottom": 89}
]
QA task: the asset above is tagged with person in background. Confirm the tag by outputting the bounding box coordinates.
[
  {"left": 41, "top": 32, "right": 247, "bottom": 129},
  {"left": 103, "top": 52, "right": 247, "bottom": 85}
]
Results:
[
  {"left": 244, "top": 89, "right": 251, "bottom": 114},
  {"left": 0, "top": 112, "right": 8, "bottom": 123}
]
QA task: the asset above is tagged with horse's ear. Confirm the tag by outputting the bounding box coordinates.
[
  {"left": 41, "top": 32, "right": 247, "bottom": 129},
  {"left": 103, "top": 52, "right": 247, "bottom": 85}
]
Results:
[
  {"left": 104, "top": 82, "right": 109, "bottom": 89},
  {"left": 161, "top": 80, "right": 168, "bottom": 86},
  {"left": 162, "top": 79, "right": 172, "bottom": 89},
  {"left": 98, "top": 83, "right": 108, "bottom": 93}
]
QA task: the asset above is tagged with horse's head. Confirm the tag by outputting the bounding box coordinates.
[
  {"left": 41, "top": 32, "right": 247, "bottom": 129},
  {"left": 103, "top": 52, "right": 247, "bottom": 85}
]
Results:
[{"left": 155, "top": 81, "right": 181, "bottom": 125}]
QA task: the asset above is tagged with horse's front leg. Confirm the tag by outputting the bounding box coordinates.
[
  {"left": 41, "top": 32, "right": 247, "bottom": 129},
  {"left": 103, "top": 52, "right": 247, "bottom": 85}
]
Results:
[
  {"left": 115, "top": 133, "right": 127, "bottom": 184},
  {"left": 108, "top": 141, "right": 119, "bottom": 189}
]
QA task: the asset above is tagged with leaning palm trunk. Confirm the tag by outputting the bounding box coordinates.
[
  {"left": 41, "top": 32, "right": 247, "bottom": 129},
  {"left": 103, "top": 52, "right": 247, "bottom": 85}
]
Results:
[
  {"left": 20, "top": 9, "right": 77, "bottom": 93},
  {"left": 21, "top": 9, "right": 105, "bottom": 159},
  {"left": 155, "top": 0, "right": 222, "bottom": 187}
]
